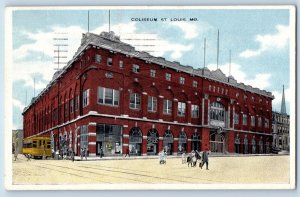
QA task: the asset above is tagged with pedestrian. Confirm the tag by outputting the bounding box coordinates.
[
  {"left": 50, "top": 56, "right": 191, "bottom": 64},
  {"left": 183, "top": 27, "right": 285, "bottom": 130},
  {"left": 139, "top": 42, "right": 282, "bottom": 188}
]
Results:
[
  {"left": 80, "top": 148, "right": 84, "bottom": 160},
  {"left": 84, "top": 147, "right": 88, "bottom": 160},
  {"left": 200, "top": 149, "right": 209, "bottom": 170},
  {"left": 100, "top": 147, "right": 104, "bottom": 158},
  {"left": 71, "top": 151, "right": 75, "bottom": 162},
  {"left": 26, "top": 154, "right": 31, "bottom": 161},
  {"left": 124, "top": 147, "right": 129, "bottom": 157}
]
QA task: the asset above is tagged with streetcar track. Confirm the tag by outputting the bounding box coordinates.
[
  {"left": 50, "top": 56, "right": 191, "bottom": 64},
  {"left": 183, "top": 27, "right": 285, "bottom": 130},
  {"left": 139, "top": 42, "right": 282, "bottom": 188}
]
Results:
[
  {"left": 80, "top": 162, "right": 228, "bottom": 183},
  {"left": 39, "top": 160, "right": 228, "bottom": 184},
  {"left": 36, "top": 162, "right": 151, "bottom": 184},
  {"left": 28, "top": 163, "right": 114, "bottom": 184}
]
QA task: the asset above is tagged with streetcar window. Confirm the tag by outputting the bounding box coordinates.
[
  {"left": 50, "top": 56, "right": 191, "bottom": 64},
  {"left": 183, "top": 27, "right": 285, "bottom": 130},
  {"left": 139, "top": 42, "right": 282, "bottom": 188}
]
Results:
[
  {"left": 33, "top": 141, "right": 37, "bottom": 148},
  {"left": 23, "top": 143, "right": 32, "bottom": 148}
]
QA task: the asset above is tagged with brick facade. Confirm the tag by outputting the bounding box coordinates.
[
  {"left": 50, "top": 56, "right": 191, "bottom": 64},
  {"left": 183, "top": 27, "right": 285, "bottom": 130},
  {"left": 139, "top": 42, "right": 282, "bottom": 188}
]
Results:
[{"left": 23, "top": 32, "right": 274, "bottom": 156}]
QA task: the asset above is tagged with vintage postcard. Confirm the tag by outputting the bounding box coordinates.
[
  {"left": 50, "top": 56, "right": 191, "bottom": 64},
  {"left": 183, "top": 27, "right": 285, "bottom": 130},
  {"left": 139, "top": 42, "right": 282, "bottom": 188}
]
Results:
[{"left": 4, "top": 6, "right": 295, "bottom": 190}]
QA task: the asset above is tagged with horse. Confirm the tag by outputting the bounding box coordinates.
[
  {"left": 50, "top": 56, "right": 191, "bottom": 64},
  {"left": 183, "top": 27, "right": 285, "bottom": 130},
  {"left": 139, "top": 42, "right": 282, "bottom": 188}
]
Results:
[{"left": 187, "top": 151, "right": 201, "bottom": 167}]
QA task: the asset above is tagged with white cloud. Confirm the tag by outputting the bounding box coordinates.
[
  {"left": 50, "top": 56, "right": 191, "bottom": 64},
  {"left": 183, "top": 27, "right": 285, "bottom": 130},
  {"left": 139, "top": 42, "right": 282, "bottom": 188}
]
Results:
[
  {"left": 207, "top": 62, "right": 271, "bottom": 89},
  {"left": 13, "top": 22, "right": 195, "bottom": 89},
  {"left": 13, "top": 98, "right": 25, "bottom": 111},
  {"left": 170, "top": 21, "right": 199, "bottom": 39},
  {"left": 240, "top": 25, "right": 290, "bottom": 58}
]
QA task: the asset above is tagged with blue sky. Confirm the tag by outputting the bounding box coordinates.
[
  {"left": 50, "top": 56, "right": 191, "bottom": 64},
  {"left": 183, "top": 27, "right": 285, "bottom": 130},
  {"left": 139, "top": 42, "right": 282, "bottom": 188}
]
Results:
[{"left": 11, "top": 8, "right": 292, "bottom": 129}]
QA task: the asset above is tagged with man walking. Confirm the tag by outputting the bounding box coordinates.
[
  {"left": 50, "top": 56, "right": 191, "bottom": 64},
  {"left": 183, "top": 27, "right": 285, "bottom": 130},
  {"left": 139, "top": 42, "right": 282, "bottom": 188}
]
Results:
[
  {"left": 84, "top": 147, "right": 88, "bottom": 160},
  {"left": 200, "top": 149, "right": 209, "bottom": 170}
]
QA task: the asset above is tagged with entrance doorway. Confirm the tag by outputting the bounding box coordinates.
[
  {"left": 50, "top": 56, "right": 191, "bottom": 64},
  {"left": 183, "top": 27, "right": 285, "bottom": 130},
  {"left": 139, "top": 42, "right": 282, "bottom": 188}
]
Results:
[
  {"left": 210, "top": 132, "right": 225, "bottom": 153},
  {"left": 96, "top": 141, "right": 102, "bottom": 156},
  {"left": 191, "top": 131, "right": 200, "bottom": 151},
  {"left": 163, "top": 130, "right": 174, "bottom": 155},
  {"left": 129, "top": 127, "right": 142, "bottom": 156},
  {"left": 147, "top": 129, "right": 158, "bottom": 155}
]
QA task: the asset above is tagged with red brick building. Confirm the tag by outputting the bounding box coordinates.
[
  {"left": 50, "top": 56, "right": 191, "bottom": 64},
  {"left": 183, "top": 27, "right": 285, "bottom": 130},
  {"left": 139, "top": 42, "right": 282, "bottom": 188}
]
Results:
[{"left": 22, "top": 31, "right": 274, "bottom": 157}]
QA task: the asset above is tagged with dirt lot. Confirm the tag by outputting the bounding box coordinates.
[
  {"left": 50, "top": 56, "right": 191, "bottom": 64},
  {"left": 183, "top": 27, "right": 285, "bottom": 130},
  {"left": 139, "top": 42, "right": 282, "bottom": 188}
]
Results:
[{"left": 12, "top": 154, "right": 289, "bottom": 185}]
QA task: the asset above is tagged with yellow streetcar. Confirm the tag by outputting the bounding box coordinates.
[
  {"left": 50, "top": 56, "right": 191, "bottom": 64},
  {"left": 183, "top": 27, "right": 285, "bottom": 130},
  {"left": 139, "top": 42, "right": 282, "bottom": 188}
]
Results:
[{"left": 23, "top": 136, "right": 52, "bottom": 159}]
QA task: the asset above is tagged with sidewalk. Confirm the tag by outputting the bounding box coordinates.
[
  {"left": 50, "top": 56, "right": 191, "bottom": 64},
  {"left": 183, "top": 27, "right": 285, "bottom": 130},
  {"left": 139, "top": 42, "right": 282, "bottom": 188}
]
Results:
[{"left": 73, "top": 152, "right": 289, "bottom": 161}]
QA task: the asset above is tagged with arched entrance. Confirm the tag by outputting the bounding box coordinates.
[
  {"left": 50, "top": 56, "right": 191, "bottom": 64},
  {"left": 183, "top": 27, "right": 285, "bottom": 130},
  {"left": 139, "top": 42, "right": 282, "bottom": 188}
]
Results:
[
  {"left": 129, "top": 127, "right": 142, "bottom": 156},
  {"left": 178, "top": 130, "right": 187, "bottom": 154},
  {"left": 191, "top": 131, "right": 200, "bottom": 151},
  {"left": 210, "top": 133, "right": 225, "bottom": 153},
  {"left": 147, "top": 129, "right": 159, "bottom": 155},
  {"left": 163, "top": 130, "right": 173, "bottom": 155}
]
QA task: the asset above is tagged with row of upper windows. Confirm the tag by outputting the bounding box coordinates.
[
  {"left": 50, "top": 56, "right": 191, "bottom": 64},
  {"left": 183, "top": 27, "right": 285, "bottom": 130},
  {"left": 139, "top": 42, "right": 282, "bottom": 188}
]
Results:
[
  {"left": 94, "top": 54, "right": 199, "bottom": 88},
  {"left": 81, "top": 86, "right": 200, "bottom": 118},
  {"left": 234, "top": 113, "right": 270, "bottom": 128}
]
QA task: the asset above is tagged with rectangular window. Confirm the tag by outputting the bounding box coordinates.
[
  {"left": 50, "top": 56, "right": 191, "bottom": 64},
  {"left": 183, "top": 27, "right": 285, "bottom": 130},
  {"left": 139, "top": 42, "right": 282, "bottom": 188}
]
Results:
[
  {"left": 193, "top": 81, "right": 198, "bottom": 88},
  {"left": 64, "top": 103, "right": 68, "bottom": 116},
  {"left": 251, "top": 116, "right": 255, "bottom": 126},
  {"left": 150, "top": 69, "right": 156, "bottom": 78},
  {"left": 95, "top": 54, "right": 102, "bottom": 63},
  {"left": 165, "top": 73, "right": 171, "bottom": 81},
  {"left": 265, "top": 118, "right": 269, "bottom": 128},
  {"left": 163, "top": 99, "right": 172, "bottom": 115},
  {"left": 70, "top": 99, "right": 74, "bottom": 113},
  {"left": 179, "top": 77, "right": 185, "bottom": 85},
  {"left": 132, "top": 64, "right": 140, "bottom": 73},
  {"left": 148, "top": 96, "right": 157, "bottom": 112},
  {"left": 178, "top": 102, "right": 186, "bottom": 116},
  {"left": 75, "top": 96, "right": 79, "bottom": 111},
  {"left": 191, "top": 104, "right": 199, "bottom": 118},
  {"left": 234, "top": 113, "right": 239, "bottom": 124},
  {"left": 80, "top": 125, "right": 88, "bottom": 149},
  {"left": 53, "top": 108, "right": 57, "bottom": 121},
  {"left": 209, "top": 85, "right": 211, "bottom": 91},
  {"left": 98, "top": 87, "right": 119, "bottom": 106},
  {"left": 242, "top": 114, "right": 247, "bottom": 125},
  {"left": 130, "top": 93, "right": 141, "bottom": 110},
  {"left": 83, "top": 89, "right": 89, "bottom": 107},
  {"left": 258, "top": 117, "right": 262, "bottom": 127},
  {"left": 119, "top": 60, "right": 124, "bottom": 68},
  {"left": 107, "top": 57, "right": 113, "bottom": 66}
]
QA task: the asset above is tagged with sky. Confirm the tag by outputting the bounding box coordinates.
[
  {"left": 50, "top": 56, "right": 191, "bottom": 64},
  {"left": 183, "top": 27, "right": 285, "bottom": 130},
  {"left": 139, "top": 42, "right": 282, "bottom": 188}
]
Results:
[{"left": 11, "top": 8, "right": 292, "bottom": 129}]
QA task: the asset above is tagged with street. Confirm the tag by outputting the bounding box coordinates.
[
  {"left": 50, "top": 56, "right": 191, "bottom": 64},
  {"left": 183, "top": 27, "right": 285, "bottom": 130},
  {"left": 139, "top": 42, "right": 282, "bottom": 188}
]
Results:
[{"left": 12, "top": 155, "right": 289, "bottom": 185}]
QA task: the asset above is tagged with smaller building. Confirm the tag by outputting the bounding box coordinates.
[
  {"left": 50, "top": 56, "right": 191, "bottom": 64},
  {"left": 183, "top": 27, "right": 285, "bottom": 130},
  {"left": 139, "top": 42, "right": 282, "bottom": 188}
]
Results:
[
  {"left": 272, "top": 85, "right": 290, "bottom": 152},
  {"left": 12, "top": 129, "right": 23, "bottom": 154}
]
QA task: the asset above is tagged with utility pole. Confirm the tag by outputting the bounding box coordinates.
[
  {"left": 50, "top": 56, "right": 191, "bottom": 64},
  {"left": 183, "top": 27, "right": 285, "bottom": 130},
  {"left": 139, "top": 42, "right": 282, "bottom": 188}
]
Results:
[
  {"left": 217, "top": 29, "right": 220, "bottom": 69},
  {"left": 203, "top": 38, "right": 206, "bottom": 68},
  {"left": 229, "top": 49, "right": 232, "bottom": 76}
]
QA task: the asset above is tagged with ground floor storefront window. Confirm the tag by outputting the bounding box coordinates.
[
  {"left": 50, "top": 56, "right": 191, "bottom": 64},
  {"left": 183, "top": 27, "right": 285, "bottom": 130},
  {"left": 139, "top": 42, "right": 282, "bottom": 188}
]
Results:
[{"left": 96, "top": 124, "right": 122, "bottom": 156}]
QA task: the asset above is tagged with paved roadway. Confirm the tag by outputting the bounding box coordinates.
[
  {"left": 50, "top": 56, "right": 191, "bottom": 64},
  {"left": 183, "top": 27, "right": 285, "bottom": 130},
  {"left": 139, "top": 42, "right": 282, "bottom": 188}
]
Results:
[{"left": 12, "top": 154, "right": 289, "bottom": 185}]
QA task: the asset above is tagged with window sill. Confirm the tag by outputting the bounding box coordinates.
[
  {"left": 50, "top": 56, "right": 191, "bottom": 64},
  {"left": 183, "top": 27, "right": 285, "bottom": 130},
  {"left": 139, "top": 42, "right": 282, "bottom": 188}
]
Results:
[{"left": 98, "top": 103, "right": 119, "bottom": 108}]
